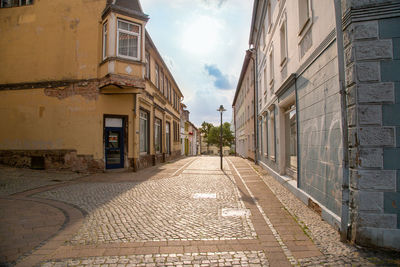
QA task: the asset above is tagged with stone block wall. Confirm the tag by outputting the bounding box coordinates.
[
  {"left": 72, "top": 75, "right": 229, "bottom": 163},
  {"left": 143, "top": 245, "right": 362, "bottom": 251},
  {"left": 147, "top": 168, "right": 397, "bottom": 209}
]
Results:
[{"left": 343, "top": 1, "right": 400, "bottom": 250}]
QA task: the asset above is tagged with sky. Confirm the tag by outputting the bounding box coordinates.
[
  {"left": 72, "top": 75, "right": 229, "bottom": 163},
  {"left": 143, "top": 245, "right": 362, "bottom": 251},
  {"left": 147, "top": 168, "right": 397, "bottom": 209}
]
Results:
[{"left": 140, "top": 0, "right": 253, "bottom": 127}]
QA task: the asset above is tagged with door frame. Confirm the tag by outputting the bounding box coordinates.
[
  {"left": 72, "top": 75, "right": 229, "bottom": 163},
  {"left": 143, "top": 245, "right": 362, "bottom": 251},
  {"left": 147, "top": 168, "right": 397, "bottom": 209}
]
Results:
[
  {"left": 103, "top": 115, "right": 128, "bottom": 169},
  {"left": 105, "top": 126, "right": 124, "bottom": 169}
]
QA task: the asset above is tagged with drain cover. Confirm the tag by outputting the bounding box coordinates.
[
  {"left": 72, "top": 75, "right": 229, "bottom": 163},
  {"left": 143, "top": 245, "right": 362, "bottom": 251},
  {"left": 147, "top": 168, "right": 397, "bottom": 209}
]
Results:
[
  {"left": 193, "top": 193, "right": 217, "bottom": 199},
  {"left": 221, "top": 208, "right": 250, "bottom": 217}
]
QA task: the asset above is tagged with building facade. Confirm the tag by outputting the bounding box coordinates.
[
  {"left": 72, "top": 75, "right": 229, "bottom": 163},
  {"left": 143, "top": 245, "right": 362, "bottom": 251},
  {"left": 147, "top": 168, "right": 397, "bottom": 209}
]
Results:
[
  {"left": 0, "top": 0, "right": 183, "bottom": 172},
  {"left": 249, "top": 0, "right": 400, "bottom": 250},
  {"left": 233, "top": 50, "right": 256, "bottom": 161}
]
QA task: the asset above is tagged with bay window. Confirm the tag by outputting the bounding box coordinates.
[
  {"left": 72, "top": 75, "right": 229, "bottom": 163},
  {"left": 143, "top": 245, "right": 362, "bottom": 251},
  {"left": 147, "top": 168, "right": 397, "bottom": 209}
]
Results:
[{"left": 117, "top": 19, "right": 140, "bottom": 60}]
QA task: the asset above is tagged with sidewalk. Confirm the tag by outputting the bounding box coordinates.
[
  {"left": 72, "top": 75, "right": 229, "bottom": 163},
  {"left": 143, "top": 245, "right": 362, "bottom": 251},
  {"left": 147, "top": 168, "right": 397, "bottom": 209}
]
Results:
[{"left": 0, "top": 156, "right": 399, "bottom": 267}]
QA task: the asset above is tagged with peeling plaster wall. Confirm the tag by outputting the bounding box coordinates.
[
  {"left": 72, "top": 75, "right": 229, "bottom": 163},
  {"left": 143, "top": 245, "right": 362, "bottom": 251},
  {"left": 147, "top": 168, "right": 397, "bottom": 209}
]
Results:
[{"left": 0, "top": 88, "right": 134, "bottom": 162}]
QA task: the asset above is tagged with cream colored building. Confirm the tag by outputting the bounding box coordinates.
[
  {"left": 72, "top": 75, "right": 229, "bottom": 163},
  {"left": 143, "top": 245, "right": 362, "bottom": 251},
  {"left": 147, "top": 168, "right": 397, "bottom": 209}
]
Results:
[
  {"left": 249, "top": 0, "right": 400, "bottom": 249},
  {"left": 232, "top": 50, "right": 255, "bottom": 161},
  {"left": 0, "top": 0, "right": 183, "bottom": 171}
]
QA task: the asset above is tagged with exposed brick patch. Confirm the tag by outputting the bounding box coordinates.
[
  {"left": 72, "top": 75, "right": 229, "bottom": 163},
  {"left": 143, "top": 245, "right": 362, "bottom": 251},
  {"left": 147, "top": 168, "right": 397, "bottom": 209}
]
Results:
[
  {"left": 0, "top": 150, "right": 104, "bottom": 172},
  {"left": 44, "top": 81, "right": 99, "bottom": 101}
]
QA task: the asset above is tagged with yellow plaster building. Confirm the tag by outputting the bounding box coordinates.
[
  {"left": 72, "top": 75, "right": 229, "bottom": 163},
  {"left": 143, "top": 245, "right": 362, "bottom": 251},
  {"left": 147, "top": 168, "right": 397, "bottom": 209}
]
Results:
[{"left": 0, "top": 0, "right": 183, "bottom": 171}]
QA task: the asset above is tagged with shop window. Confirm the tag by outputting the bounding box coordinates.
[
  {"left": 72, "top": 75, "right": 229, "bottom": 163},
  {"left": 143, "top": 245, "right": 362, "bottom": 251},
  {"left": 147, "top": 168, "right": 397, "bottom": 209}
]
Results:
[
  {"left": 268, "top": 110, "right": 276, "bottom": 160},
  {"left": 285, "top": 104, "right": 297, "bottom": 172},
  {"left": 139, "top": 110, "right": 149, "bottom": 153},
  {"left": 166, "top": 122, "right": 171, "bottom": 154},
  {"left": 154, "top": 118, "right": 162, "bottom": 154},
  {"left": 117, "top": 19, "right": 140, "bottom": 60}
]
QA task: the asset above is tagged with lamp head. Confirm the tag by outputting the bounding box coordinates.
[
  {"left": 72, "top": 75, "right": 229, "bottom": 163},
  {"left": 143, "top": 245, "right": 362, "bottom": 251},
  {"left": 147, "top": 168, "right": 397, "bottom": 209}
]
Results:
[{"left": 217, "top": 105, "right": 226, "bottom": 113}]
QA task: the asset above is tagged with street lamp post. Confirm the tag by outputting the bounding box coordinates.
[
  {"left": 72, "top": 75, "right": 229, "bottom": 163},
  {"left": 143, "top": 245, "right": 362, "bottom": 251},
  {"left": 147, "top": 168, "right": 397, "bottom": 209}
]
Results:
[{"left": 217, "top": 105, "right": 226, "bottom": 170}]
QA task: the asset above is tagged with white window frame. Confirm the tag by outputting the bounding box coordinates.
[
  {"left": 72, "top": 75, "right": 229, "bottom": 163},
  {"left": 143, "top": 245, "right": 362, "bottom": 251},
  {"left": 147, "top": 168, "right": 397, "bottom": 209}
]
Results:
[
  {"left": 298, "top": 0, "right": 313, "bottom": 37},
  {"left": 102, "top": 22, "right": 108, "bottom": 60},
  {"left": 269, "top": 45, "right": 274, "bottom": 91},
  {"left": 117, "top": 19, "right": 141, "bottom": 61},
  {"left": 279, "top": 17, "right": 288, "bottom": 67}
]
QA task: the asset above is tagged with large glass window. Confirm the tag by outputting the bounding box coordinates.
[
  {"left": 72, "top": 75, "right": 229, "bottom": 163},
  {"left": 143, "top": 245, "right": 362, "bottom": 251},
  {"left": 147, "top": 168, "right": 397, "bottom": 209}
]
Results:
[
  {"left": 155, "top": 118, "right": 162, "bottom": 153},
  {"left": 285, "top": 104, "right": 297, "bottom": 171},
  {"left": 166, "top": 122, "right": 171, "bottom": 155},
  {"left": 269, "top": 110, "right": 276, "bottom": 160},
  {"left": 140, "top": 110, "right": 149, "bottom": 153},
  {"left": 117, "top": 19, "right": 140, "bottom": 60}
]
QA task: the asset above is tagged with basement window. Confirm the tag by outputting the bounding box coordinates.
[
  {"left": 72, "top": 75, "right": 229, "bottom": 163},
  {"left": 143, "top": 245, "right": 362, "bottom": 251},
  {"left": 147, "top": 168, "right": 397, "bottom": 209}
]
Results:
[{"left": 1, "top": 0, "right": 33, "bottom": 8}]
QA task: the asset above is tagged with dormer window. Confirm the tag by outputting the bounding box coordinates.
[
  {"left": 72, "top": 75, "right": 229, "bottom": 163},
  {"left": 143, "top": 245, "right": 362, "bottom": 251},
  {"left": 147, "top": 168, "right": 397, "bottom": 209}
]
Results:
[{"left": 117, "top": 19, "right": 141, "bottom": 61}]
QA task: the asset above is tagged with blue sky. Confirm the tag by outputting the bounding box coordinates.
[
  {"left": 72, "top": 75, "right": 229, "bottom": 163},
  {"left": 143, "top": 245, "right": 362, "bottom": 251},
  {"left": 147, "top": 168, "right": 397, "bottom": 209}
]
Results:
[{"left": 140, "top": 0, "right": 253, "bottom": 127}]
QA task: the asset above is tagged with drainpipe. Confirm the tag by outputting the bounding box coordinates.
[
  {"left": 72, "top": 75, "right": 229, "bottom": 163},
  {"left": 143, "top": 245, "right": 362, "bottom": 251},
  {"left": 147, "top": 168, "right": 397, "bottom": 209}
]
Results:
[
  {"left": 249, "top": 48, "right": 258, "bottom": 164},
  {"left": 334, "top": 0, "right": 350, "bottom": 242}
]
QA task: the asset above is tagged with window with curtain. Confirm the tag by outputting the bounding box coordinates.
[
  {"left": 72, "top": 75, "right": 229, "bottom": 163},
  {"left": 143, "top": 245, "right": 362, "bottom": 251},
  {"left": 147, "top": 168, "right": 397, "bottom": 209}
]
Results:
[{"left": 117, "top": 19, "right": 140, "bottom": 60}]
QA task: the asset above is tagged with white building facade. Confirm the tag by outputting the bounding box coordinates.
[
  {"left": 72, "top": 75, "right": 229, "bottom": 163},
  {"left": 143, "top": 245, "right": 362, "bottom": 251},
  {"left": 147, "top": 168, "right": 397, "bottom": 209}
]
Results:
[{"left": 250, "top": 0, "right": 400, "bottom": 250}]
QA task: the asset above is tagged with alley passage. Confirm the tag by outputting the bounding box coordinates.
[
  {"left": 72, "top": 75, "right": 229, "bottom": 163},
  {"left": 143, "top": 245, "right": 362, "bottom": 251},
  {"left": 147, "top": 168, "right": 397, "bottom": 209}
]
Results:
[{"left": 2, "top": 156, "right": 394, "bottom": 267}]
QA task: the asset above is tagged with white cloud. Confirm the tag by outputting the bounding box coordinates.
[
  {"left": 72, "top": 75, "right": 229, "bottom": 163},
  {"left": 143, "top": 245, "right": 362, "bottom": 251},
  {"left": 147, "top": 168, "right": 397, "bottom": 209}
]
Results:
[{"left": 180, "top": 15, "right": 224, "bottom": 57}]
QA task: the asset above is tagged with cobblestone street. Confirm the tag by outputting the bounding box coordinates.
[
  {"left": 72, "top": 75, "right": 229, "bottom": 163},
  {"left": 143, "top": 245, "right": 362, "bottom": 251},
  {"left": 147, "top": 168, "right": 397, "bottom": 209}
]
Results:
[{"left": 1, "top": 156, "right": 399, "bottom": 267}]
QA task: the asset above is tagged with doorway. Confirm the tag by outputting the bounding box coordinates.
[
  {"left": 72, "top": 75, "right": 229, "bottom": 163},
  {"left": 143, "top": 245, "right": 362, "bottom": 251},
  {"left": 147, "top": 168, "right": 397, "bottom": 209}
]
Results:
[{"left": 105, "top": 117, "right": 125, "bottom": 169}]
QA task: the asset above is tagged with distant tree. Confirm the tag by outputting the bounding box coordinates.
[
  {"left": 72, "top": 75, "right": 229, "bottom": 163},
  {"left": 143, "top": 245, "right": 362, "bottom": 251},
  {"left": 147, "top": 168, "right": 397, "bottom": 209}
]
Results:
[
  {"left": 208, "top": 122, "right": 234, "bottom": 147},
  {"left": 200, "top": 121, "right": 213, "bottom": 152}
]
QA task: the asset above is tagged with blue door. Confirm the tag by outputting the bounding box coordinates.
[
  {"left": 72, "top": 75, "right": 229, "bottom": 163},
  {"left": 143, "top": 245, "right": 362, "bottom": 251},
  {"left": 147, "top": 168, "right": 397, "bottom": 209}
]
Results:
[{"left": 105, "top": 127, "right": 124, "bottom": 169}]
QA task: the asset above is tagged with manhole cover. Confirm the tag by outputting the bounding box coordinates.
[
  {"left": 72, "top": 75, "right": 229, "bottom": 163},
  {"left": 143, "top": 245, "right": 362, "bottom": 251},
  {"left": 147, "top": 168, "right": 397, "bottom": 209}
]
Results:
[
  {"left": 193, "top": 193, "right": 217, "bottom": 199},
  {"left": 221, "top": 208, "right": 250, "bottom": 217}
]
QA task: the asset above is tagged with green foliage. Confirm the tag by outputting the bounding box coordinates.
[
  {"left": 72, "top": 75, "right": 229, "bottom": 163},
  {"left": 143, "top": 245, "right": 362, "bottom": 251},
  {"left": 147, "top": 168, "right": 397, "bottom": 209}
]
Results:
[
  {"left": 200, "top": 121, "right": 214, "bottom": 147},
  {"left": 206, "top": 122, "right": 234, "bottom": 147}
]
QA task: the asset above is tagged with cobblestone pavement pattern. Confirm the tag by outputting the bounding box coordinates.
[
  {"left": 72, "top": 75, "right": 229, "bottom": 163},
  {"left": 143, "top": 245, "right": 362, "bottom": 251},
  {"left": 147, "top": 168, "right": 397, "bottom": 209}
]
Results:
[
  {"left": 1, "top": 157, "right": 400, "bottom": 267},
  {"left": 34, "top": 160, "right": 256, "bottom": 243},
  {"left": 41, "top": 251, "right": 269, "bottom": 267},
  {"left": 0, "top": 165, "right": 85, "bottom": 196}
]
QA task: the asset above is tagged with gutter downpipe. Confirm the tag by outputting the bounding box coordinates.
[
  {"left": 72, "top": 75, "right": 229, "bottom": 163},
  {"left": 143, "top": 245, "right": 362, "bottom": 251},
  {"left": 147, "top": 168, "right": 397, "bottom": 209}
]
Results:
[
  {"left": 334, "top": 0, "right": 350, "bottom": 242},
  {"left": 250, "top": 48, "right": 258, "bottom": 164}
]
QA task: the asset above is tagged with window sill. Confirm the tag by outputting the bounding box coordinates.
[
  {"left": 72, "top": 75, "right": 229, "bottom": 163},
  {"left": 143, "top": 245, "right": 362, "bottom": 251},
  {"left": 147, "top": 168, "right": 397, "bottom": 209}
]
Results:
[
  {"left": 99, "top": 56, "right": 144, "bottom": 67},
  {"left": 298, "top": 18, "right": 312, "bottom": 44},
  {"left": 280, "top": 57, "right": 287, "bottom": 68}
]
